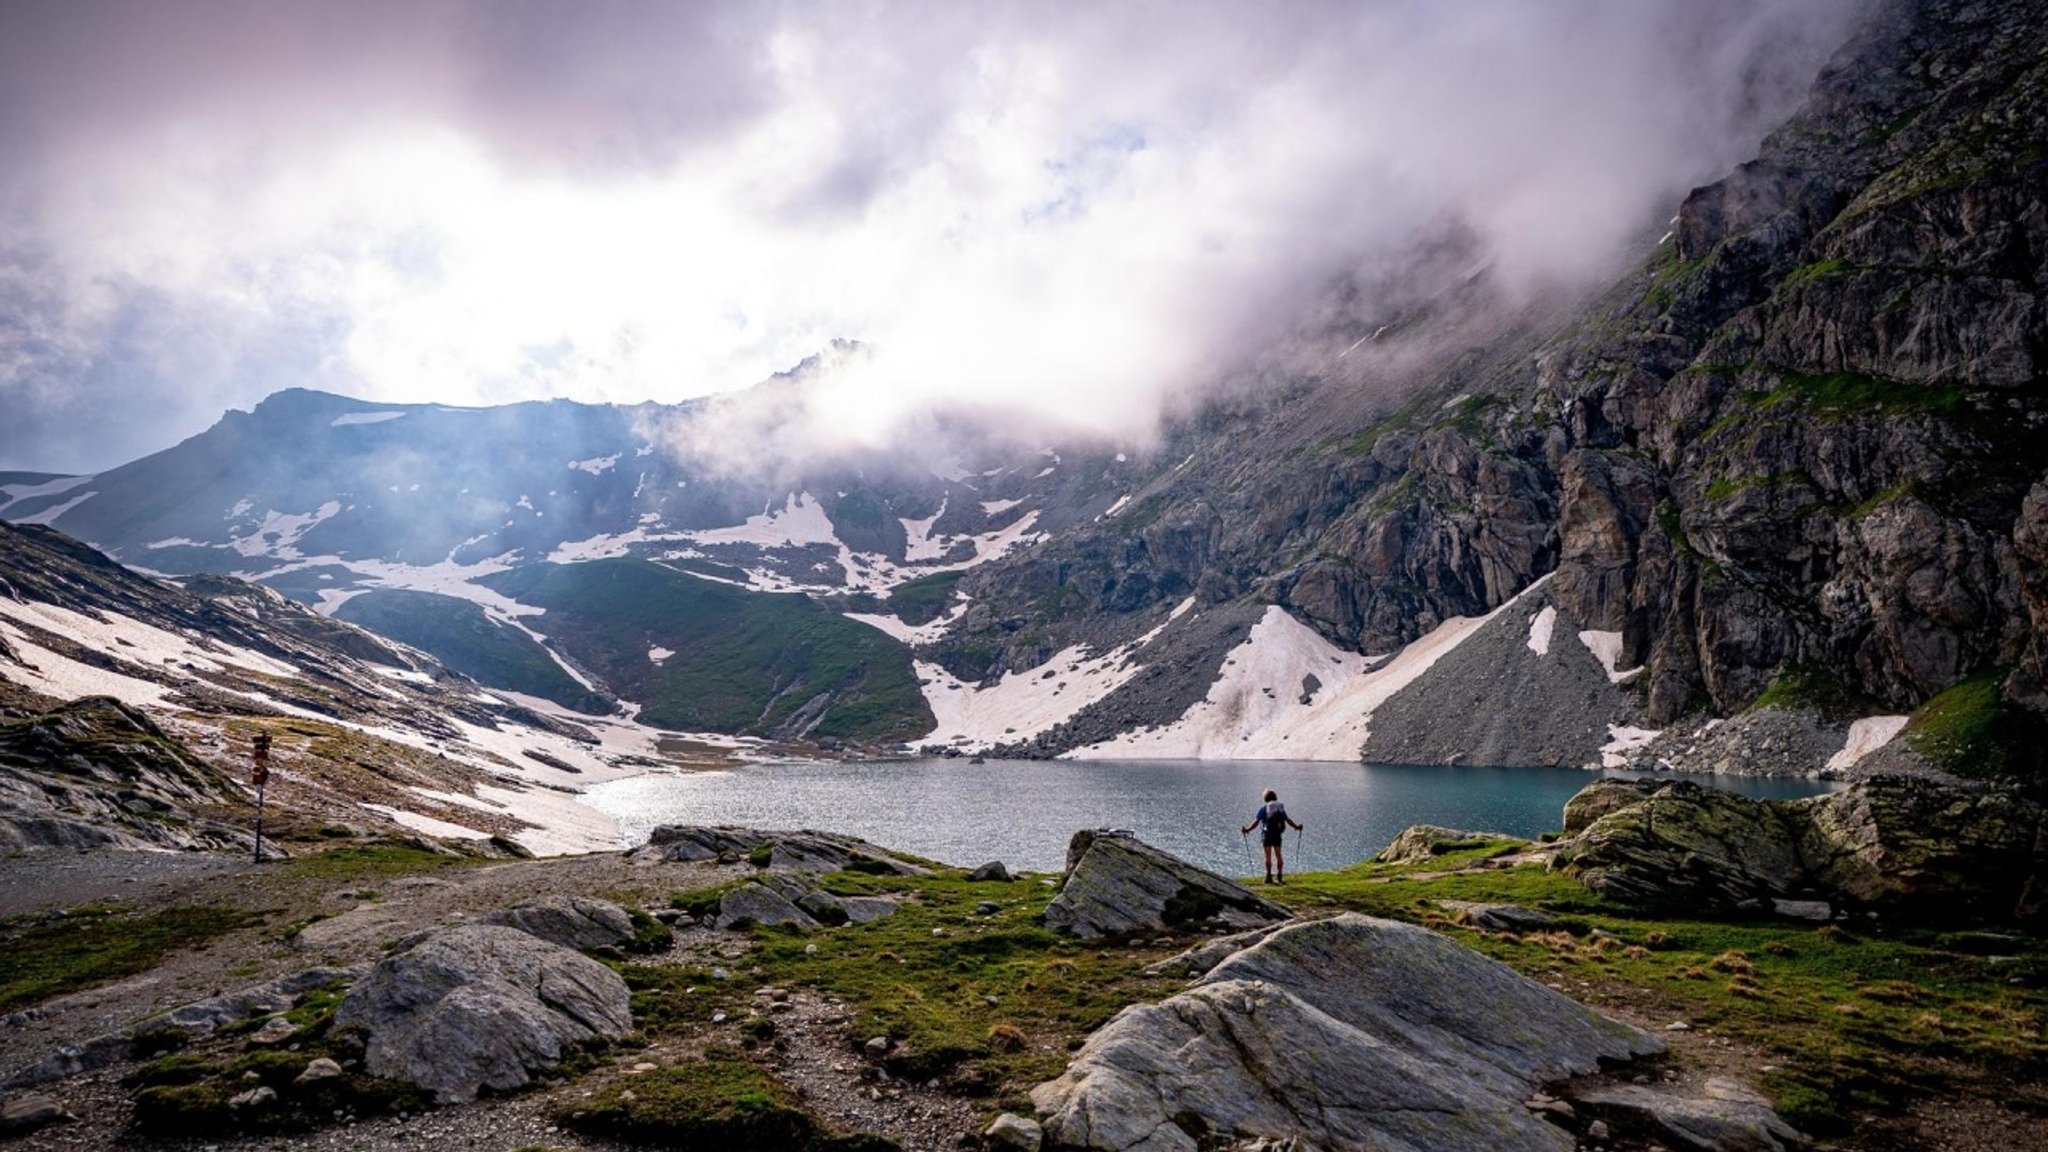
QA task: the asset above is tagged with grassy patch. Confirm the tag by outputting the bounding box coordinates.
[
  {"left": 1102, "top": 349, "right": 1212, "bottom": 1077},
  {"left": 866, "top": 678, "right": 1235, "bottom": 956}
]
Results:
[
  {"left": 1757, "top": 370, "right": 1966, "bottom": 417},
  {"left": 886, "top": 570, "right": 963, "bottom": 626},
  {"left": 276, "top": 842, "right": 468, "bottom": 880},
  {"left": 629, "top": 869, "right": 1175, "bottom": 1105},
  {"left": 1265, "top": 850, "right": 2048, "bottom": 1137},
  {"left": 125, "top": 972, "right": 431, "bottom": 1135},
  {"left": 559, "top": 1053, "right": 820, "bottom": 1147},
  {"left": 0, "top": 905, "right": 255, "bottom": 1013},
  {"left": 1903, "top": 671, "right": 2048, "bottom": 783},
  {"left": 1748, "top": 663, "right": 1879, "bottom": 720}
]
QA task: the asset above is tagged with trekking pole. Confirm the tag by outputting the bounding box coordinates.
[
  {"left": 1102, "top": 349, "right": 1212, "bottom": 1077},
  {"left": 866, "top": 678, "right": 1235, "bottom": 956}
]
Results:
[
  {"left": 1240, "top": 828, "right": 1253, "bottom": 876},
  {"left": 250, "top": 732, "right": 272, "bottom": 863}
]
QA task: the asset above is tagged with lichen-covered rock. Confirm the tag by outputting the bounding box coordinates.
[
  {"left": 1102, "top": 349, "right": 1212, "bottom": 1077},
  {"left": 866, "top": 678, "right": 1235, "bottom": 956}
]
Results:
[
  {"left": 1374, "top": 823, "right": 1516, "bottom": 863},
  {"left": 334, "top": 924, "right": 632, "bottom": 1104},
  {"left": 1796, "top": 776, "right": 2044, "bottom": 920},
  {"left": 479, "top": 895, "right": 637, "bottom": 951},
  {"left": 1043, "top": 831, "right": 1288, "bottom": 940},
  {"left": 716, "top": 883, "right": 819, "bottom": 930},
  {"left": 1557, "top": 776, "right": 2048, "bottom": 921},
  {"left": 1562, "top": 778, "right": 1663, "bottom": 835},
  {"left": 1032, "top": 914, "right": 1663, "bottom": 1152},
  {"left": 1558, "top": 781, "right": 1810, "bottom": 907}
]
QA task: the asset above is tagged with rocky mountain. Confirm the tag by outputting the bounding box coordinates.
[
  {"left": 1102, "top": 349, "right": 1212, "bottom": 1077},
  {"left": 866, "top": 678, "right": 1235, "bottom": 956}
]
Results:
[
  {"left": 6, "top": 0, "right": 2044, "bottom": 783},
  {"left": 0, "top": 520, "right": 708, "bottom": 854},
  {"left": 923, "top": 0, "right": 2048, "bottom": 782}
]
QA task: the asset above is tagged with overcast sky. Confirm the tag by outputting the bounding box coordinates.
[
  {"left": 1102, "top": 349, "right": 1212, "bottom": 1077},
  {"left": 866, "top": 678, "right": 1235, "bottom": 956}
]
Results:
[{"left": 0, "top": 0, "right": 1863, "bottom": 473}]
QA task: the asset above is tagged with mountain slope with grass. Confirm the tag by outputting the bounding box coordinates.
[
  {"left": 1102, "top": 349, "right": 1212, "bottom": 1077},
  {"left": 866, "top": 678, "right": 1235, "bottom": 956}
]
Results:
[
  {"left": 477, "top": 559, "right": 933, "bottom": 741},
  {"left": 331, "top": 589, "right": 612, "bottom": 715}
]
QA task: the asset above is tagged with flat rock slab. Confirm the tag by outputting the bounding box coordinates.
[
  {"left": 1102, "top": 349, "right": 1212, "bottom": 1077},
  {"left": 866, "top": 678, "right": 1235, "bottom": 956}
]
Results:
[
  {"left": 1577, "top": 1080, "right": 1804, "bottom": 1152},
  {"left": 795, "top": 890, "right": 898, "bottom": 926},
  {"left": 1044, "top": 830, "right": 1289, "bottom": 940},
  {"left": 1440, "top": 900, "right": 1558, "bottom": 933},
  {"left": 1033, "top": 914, "right": 1664, "bottom": 1152},
  {"left": 718, "top": 883, "right": 819, "bottom": 930},
  {"left": 479, "top": 894, "right": 638, "bottom": 951},
  {"left": 640, "top": 825, "right": 927, "bottom": 875},
  {"left": 335, "top": 924, "right": 632, "bottom": 1104}
]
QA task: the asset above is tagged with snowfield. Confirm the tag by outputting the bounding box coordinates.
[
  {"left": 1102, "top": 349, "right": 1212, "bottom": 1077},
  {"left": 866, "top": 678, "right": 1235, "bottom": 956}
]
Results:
[{"left": 1075, "top": 585, "right": 1541, "bottom": 762}]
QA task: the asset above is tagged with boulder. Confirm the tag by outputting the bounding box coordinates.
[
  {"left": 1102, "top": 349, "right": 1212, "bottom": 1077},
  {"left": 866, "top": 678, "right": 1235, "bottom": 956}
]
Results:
[
  {"left": 640, "top": 825, "right": 926, "bottom": 875},
  {"left": 1562, "top": 778, "right": 1663, "bottom": 835},
  {"left": 1555, "top": 782, "right": 1811, "bottom": 907},
  {"left": 480, "top": 895, "right": 638, "bottom": 951},
  {"left": 1577, "top": 1078, "right": 1804, "bottom": 1152},
  {"left": 1032, "top": 915, "right": 1663, "bottom": 1152},
  {"left": 1797, "top": 776, "right": 2044, "bottom": 920},
  {"left": 1375, "top": 824, "right": 1515, "bottom": 863},
  {"left": 294, "top": 1057, "right": 344, "bottom": 1085},
  {"left": 1044, "top": 830, "right": 1289, "bottom": 940},
  {"left": 968, "top": 860, "right": 1012, "bottom": 882},
  {"left": 716, "top": 883, "right": 819, "bottom": 930},
  {"left": 333, "top": 924, "right": 632, "bottom": 1104},
  {"left": 0, "top": 1094, "right": 72, "bottom": 1135},
  {"left": 986, "top": 1111, "right": 1043, "bottom": 1152},
  {"left": 1556, "top": 776, "right": 2048, "bottom": 920}
]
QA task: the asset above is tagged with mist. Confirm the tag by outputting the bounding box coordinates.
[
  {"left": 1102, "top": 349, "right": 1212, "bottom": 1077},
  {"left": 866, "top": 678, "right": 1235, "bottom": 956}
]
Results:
[{"left": 0, "top": 0, "right": 1866, "bottom": 474}]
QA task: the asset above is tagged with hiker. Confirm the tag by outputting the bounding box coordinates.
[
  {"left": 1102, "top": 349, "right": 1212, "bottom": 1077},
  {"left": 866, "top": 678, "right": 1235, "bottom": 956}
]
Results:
[{"left": 1242, "top": 788, "right": 1303, "bottom": 884}]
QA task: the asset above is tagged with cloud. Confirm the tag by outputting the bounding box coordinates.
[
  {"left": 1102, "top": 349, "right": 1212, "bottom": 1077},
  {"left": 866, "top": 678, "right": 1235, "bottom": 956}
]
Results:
[{"left": 0, "top": 0, "right": 1864, "bottom": 473}]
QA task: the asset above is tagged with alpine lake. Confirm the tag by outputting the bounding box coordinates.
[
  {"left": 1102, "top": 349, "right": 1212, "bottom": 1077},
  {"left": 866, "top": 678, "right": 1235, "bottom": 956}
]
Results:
[{"left": 583, "top": 757, "right": 1840, "bottom": 875}]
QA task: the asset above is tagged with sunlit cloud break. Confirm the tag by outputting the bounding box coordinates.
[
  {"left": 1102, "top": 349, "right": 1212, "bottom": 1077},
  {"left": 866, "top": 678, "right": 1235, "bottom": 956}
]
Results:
[{"left": 0, "top": 0, "right": 1862, "bottom": 472}]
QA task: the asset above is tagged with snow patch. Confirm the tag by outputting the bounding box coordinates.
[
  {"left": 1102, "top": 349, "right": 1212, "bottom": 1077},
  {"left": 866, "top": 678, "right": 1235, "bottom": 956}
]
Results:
[
  {"left": 1578, "top": 630, "right": 1644, "bottom": 685},
  {"left": 1099, "top": 495, "right": 1132, "bottom": 520},
  {"left": 648, "top": 646, "right": 675, "bottom": 666},
  {"left": 0, "top": 474, "right": 92, "bottom": 508},
  {"left": 12, "top": 490, "right": 98, "bottom": 525},
  {"left": 331, "top": 411, "right": 406, "bottom": 427},
  {"left": 980, "top": 498, "right": 1023, "bottom": 516},
  {"left": 569, "top": 454, "right": 621, "bottom": 475},
  {"left": 1600, "top": 724, "right": 1662, "bottom": 769},
  {"left": 846, "top": 600, "right": 968, "bottom": 646},
  {"left": 900, "top": 499, "right": 950, "bottom": 562},
  {"left": 1826, "top": 715, "right": 1911, "bottom": 772},
  {"left": 1526, "top": 605, "right": 1556, "bottom": 656},
  {"left": 230, "top": 502, "right": 343, "bottom": 559},
  {"left": 358, "top": 803, "right": 490, "bottom": 840},
  {"left": 1076, "top": 580, "right": 1547, "bottom": 762},
  {"left": 690, "top": 492, "right": 840, "bottom": 548}
]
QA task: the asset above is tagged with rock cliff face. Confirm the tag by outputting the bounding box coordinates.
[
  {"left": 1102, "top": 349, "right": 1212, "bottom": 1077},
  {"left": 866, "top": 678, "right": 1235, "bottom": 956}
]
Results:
[{"left": 934, "top": 0, "right": 2048, "bottom": 773}]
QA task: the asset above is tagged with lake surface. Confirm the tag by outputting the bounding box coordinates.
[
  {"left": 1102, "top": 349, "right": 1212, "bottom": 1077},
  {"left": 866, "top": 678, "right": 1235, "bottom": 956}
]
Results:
[{"left": 582, "top": 758, "right": 1840, "bottom": 877}]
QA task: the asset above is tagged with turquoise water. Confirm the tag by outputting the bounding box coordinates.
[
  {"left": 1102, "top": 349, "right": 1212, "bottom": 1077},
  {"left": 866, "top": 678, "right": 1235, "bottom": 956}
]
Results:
[{"left": 583, "top": 758, "right": 1839, "bottom": 877}]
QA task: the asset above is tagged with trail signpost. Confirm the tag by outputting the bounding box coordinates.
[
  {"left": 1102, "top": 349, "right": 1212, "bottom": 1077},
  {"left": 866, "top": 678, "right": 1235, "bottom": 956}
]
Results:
[{"left": 251, "top": 731, "right": 271, "bottom": 863}]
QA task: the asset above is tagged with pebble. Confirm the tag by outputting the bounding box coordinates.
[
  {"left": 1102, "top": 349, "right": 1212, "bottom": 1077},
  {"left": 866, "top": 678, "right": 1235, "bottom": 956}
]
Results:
[
  {"left": 711, "top": 1012, "right": 728, "bottom": 1024},
  {"left": 1664, "top": 1021, "right": 1692, "bottom": 1031},
  {"left": 1588, "top": 1119, "right": 1610, "bottom": 1140}
]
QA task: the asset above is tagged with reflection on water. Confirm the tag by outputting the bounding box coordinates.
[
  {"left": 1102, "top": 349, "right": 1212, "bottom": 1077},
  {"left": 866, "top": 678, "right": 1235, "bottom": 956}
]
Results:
[{"left": 582, "top": 758, "right": 1839, "bottom": 877}]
